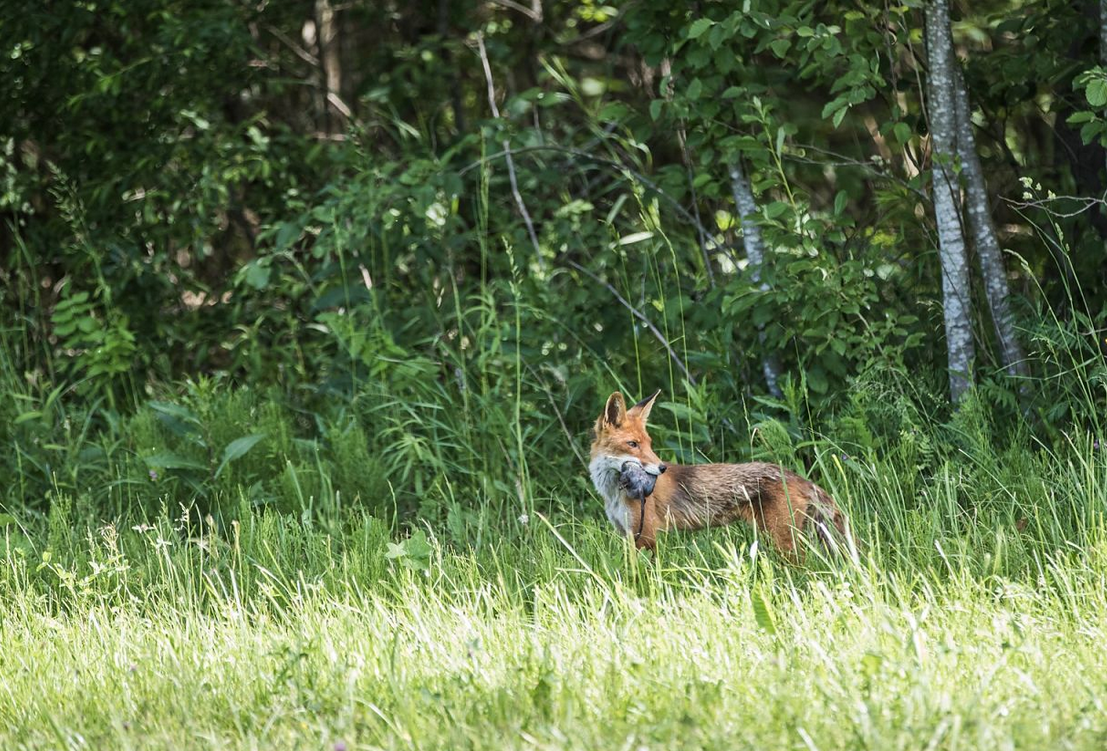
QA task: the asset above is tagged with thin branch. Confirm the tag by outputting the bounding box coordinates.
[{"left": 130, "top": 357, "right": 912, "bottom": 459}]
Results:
[
  {"left": 326, "top": 92, "right": 353, "bottom": 120},
  {"left": 265, "top": 24, "right": 358, "bottom": 125},
  {"left": 266, "top": 25, "right": 320, "bottom": 66},
  {"left": 789, "top": 142, "right": 928, "bottom": 200},
  {"left": 460, "top": 144, "right": 726, "bottom": 261},
  {"left": 488, "top": 0, "right": 543, "bottom": 22},
  {"left": 1003, "top": 192, "right": 1107, "bottom": 218},
  {"left": 565, "top": 260, "right": 696, "bottom": 386},
  {"left": 525, "top": 363, "right": 589, "bottom": 470},
  {"left": 476, "top": 33, "right": 544, "bottom": 269}
]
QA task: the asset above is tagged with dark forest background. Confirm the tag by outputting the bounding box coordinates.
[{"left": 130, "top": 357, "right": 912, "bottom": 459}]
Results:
[{"left": 1, "top": 0, "right": 1105, "bottom": 524}]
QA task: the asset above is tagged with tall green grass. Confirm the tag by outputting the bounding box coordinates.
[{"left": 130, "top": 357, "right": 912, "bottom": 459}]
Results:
[
  {"left": 2, "top": 455, "right": 1107, "bottom": 750},
  {"left": 1, "top": 361, "right": 1106, "bottom": 748}
]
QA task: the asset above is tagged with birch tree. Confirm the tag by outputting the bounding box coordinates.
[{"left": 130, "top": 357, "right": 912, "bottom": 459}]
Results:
[
  {"left": 729, "top": 159, "right": 783, "bottom": 398},
  {"left": 925, "top": 0, "right": 975, "bottom": 403},
  {"left": 315, "top": 0, "right": 343, "bottom": 135},
  {"left": 952, "top": 67, "right": 1027, "bottom": 379}
]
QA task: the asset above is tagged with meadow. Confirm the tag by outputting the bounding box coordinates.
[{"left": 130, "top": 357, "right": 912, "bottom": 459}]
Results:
[{"left": 1, "top": 373, "right": 1106, "bottom": 750}]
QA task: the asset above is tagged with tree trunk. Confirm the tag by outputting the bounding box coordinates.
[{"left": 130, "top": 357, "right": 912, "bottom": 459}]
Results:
[
  {"left": 925, "top": 0, "right": 975, "bottom": 403},
  {"left": 728, "top": 159, "right": 783, "bottom": 398},
  {"left": 952, "top": 66, "right": 1027, "bottom": 379},
  {"left": 315, "top": 0, "right": 344, "bottom": 135}
]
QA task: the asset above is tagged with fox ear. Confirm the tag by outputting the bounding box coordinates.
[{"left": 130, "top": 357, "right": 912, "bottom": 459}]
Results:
[
  {"left": 603, "top": 392, "right": 627, "bottom": 427},
  {"left": 629, "top": 389, "right": 662, "bottom": 423}
]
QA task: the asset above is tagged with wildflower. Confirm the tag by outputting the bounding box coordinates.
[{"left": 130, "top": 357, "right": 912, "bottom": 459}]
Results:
[
  {"left": 518, "top": 513, "right": 529, "bottom": 525},
  {"left": 334, "top": 742, "right": 348, "bottom": 751},
  {"left": 1094, "top": 439, "right": 1101, "bottom": 451},
  {"left": 148, "top": 469, "right": 158, "bottom": 481}
]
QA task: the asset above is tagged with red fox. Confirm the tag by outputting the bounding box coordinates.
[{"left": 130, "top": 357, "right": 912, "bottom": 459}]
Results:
[{"left": 590, "top": 390, "right": 849, "bottom": 555}]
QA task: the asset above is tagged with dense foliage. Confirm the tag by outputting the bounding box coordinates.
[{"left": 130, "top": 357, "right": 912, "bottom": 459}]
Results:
[
  {"left": 1, "top": 0, "right": 1105, "bottom": 523},
  {"left": 3, "top": 5, "right": 1107, "bottom": 748}
]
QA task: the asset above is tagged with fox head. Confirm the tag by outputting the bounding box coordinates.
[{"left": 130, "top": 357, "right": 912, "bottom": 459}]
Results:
[{"left": 590, "top": 390, "right": 667, "bottom": 475}]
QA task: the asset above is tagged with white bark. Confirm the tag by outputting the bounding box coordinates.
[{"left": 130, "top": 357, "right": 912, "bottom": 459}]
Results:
[
  {"left": 952, "top": 66, "right": 1026, "bottom": 379},
  {"left": 315, "top": 0, "right": 343, "bottom": 134},
  {"left": 926, "top": 0, "right": 975, "bottom": 403},
  {"left": 729, "top": 160, "right": 783, "bottom": 397}
]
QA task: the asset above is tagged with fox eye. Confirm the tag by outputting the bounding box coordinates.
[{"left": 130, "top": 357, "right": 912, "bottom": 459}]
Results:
[{"left": 627, "top": 440, "right": 639, "bottom": 448}]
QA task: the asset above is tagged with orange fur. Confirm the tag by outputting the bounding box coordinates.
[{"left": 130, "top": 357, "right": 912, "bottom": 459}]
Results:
[{"left": 589, "top": 391, "right": 849, "bottom": 555}]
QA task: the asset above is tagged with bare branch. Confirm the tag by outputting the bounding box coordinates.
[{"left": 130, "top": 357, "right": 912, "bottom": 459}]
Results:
[
  {"left": 266, "top": 25, "right": 319, "bottom": 66},
  {"left": 1003, "top": 192, "right": 1107, "bottom": 219},
  {"left": 460, "top": 144, "right": 727, "bottom": 262},
  {"left": 488, "top": 0, "right": 543, "bottom": 22},
  {"left": 265, "top": 24, "right": 358, "bottom": 126},
  {"left": 565, "top": 260, "right": 696, "bottom": 386},
  {"left": 476, "top": 33, "right": 544, "bottom": 269}
]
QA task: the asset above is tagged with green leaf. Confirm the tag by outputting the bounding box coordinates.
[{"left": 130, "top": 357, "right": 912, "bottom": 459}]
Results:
[
  {"left": 214, "top": 434, "right": 266, "bottom": 478},
  {"left": 275, "top": 221, "right": 301, "bottom": 250},
  {"left": 764, "top": 201, "right": 789, "bottom": 219},
  {"left": 750, "top": 586, "right": 777, "bottom": 634},
  {"left": 834, "top": 190, "right": 849, "bottom": 215},
  {"left": 807, "top": 366, "right": 828, "bottom": 394},
  {"left": 0, "top": 513, "right": 17, "bottom": 528},
  {"left": 687, "top": 78, "right": 703, "bottom": 99},
  {"left": 144, "top": 453, "right": 208, "bottom": 471},
  {"left": 687, "top": 18, "right": 715, "bottom": 39},
  {"left": 148, "top": 401, "right": 201, "bottom": 426},
  {"left": 1086, "top": 78, "right": 1107, "bottom": 108},
  {"left": 649, "top": 99, "right": 663, "bottom": 121},
  {"left": 385, "top": 531, "right": 433, "bottom": 572},
  {"left": 769, "top": 38, "right": 791, "bottom": 57},
  {"left": 618, "top": 231, "right": 654, "bottom": 246},
  {"left": 893, "top": 122, "right": 911, "bottom": 144},
  {"left": 821, "top": 95, "right": 849, "bottom": 120},
  {"left": 243, "top": 260, "right": 271, "bottom": 291}
]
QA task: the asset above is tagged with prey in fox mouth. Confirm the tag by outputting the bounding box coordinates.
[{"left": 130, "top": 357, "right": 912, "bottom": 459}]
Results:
[{"left": 618, "top": 459, "right": 664, "bottom": 540}]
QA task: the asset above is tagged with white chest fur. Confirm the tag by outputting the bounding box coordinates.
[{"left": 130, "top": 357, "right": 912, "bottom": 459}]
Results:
[{"left": 589, "top": 454, "right": 632, "bottom": 534}]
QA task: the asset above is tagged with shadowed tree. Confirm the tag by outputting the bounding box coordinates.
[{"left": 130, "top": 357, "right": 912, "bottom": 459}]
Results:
[
  {"left": 926, "top": 0, "right": 976, "bottom": 403},
  {"left": 729, "top": 159, "right": 783, "bottom": 398},
  {"left": 952, "top": 66, "right": 1027, "bottom": 379}
]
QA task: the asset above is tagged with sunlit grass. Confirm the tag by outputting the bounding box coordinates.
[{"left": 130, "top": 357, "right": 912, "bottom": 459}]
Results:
[{"left": 2, "top": 445, "right": 1107, "bottom": 751}]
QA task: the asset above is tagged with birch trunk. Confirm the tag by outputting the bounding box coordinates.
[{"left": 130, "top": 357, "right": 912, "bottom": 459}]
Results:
[
  {"left": 729, "top": 159, "right": 783, "bottom": 397},
  {"left": 925, "top": 0, "right": 975, "bottom": 403},
  {"left": 952, "top": 66, "right": 1026, "bottom": 378},
  {"left": 315, "top": 0, "right": 343, "bottom": 135}
]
